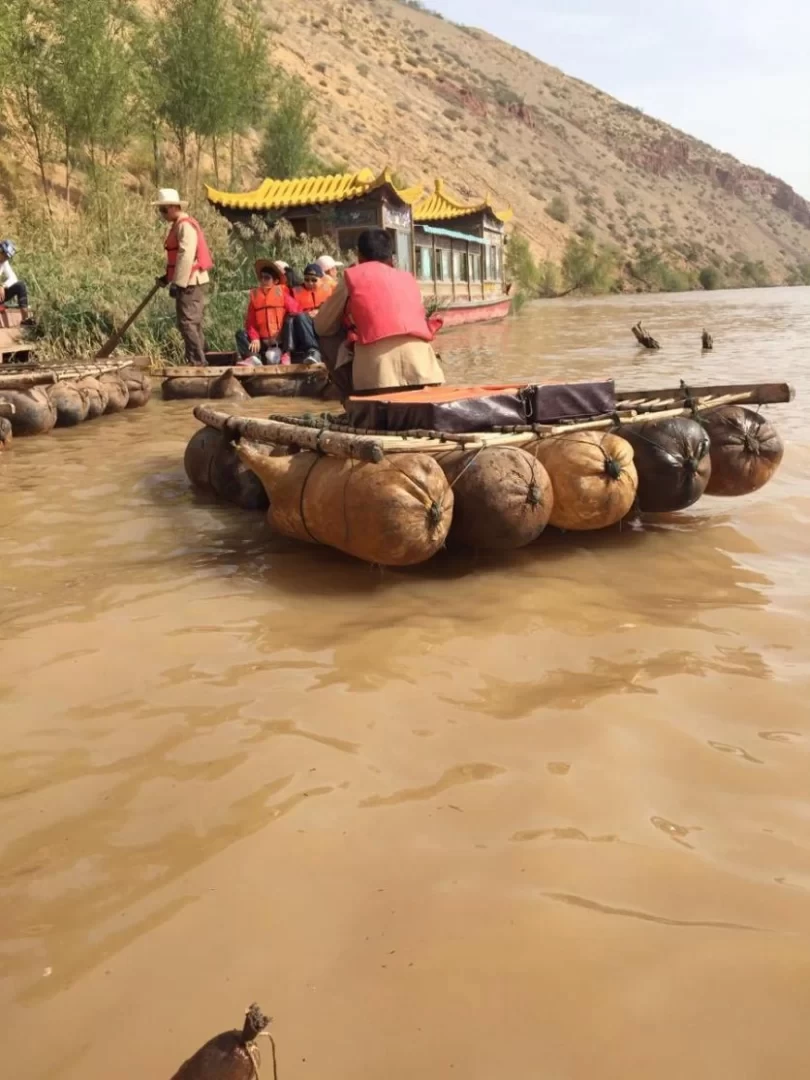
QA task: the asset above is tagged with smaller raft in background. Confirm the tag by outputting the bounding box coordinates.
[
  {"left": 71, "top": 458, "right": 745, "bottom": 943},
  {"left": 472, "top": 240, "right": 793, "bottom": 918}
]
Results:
[
  {"left": 183, "top": 379, "right": 793, "bottom": 567},
  {"left": 0, "top": 359, "right": 151, "bottom": 441},
  {"left": 156, "top": 363, "right": 330, "bottom": 401}
]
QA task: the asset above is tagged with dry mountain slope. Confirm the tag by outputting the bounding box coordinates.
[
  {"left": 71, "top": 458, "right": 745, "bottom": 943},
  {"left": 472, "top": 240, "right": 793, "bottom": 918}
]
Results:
[{"left": 268, "top": 0, "right": 810, "bottom": 282}]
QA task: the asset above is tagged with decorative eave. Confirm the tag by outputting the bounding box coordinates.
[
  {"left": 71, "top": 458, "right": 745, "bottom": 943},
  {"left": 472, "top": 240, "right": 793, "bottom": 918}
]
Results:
[
  {"left": 414, "top": 178, "right": 513, "bottom": 224},
  {"left": 205, "top": 167, "right": 423, "bottom": 212}
]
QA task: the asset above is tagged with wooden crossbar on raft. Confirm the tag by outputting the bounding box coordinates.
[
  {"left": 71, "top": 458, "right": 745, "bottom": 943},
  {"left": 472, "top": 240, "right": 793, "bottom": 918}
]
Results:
[
  {"left": 0, "top": 358, "right": 133, "bottom": 390},
  {"left": 193, "top": 405, "right": 387, "bottom": 463}
]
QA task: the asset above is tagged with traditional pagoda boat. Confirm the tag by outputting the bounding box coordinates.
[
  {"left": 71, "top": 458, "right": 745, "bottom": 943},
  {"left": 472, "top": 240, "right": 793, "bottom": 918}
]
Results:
[
  {"left": 413, "top": 179, "right": 513, "bottom": 326},
  {"left": 0, "top": 359, "right": 151, "bottom": 442},
  {"left": 205, "top": 166, "right": 513, "bottom": 329},
  {"left": 182, "top": 377, "right": 791, "bottom": 567}
]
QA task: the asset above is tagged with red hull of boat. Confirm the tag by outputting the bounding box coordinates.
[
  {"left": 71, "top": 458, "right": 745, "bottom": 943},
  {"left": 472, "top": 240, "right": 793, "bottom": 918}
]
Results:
[{"left": 437, "top": 296, "right": 512, "bottom": 330}]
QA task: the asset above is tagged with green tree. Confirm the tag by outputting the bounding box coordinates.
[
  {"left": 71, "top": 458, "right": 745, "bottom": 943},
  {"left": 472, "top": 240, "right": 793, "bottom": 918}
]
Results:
[
  {"left": 546, "top": 194, "right": 570, "bottom": 223},
  {"left": 699, "top": 266, "right": 722, "bottom": 290},
  {"left": 630, "top": 246, "right": 691, "bottom": 292},
  {"left": 740, "top": 259, "right": 770, "bottom": 288},
  {"left": 786, "top": 261, "right": 810, "bottom": 286},
  {"left": 256, "top": 75, "right": 319, "bottom": 179},
  {"left": 537, "top": 259, "right": 561, "bottom": 297},
  {"left": 47, "top": 0, "right": 134, "bottom": 213},
  {"left": 560, "top": 234, "right": 617, "bottom": 295},
  {"left": 222, "top": 0, "right": 271, "bottom": 187},
  {"left": 0, "top": 1, "right": 58, "bottom": 218},
  {"left": 505, "top": 230, "right": 538, "bottom": 294},
  {"left": 154, "top": 0, "right": 237, "bottom": 188}
]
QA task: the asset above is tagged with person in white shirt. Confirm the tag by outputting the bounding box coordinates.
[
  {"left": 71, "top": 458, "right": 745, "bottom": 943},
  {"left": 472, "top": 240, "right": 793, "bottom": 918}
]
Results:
[
  {"left": 0, "top": 240, "right": 32, "bottom": 324},
  {"left": 315, "top": 254, "right": 343, "bottom": 292}
]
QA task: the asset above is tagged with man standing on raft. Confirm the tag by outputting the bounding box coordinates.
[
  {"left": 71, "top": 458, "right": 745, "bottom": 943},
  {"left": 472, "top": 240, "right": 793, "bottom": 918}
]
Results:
[
  {"left": 313, "top": 228, "right": 444, "bottom": 398},
  {"left": 155, "top": 188, "right": 214, "bottom": 366}
]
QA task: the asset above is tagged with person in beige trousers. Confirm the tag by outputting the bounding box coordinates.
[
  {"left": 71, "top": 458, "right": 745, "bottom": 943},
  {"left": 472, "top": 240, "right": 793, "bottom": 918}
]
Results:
[{"left": 154, "top": 189, "right": 214, "bottom": 366}]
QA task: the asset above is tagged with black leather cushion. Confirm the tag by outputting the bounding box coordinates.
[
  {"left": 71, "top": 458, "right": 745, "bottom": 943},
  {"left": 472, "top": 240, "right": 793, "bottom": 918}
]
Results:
[{"left": 345, "top": 381, "right": 616, "bottom": 433}]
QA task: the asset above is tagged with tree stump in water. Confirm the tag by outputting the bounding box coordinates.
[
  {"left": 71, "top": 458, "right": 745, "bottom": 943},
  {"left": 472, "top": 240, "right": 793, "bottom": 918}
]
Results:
[
  {"left": 631, "top": 321, "right": 660, "bottom": 350},
  {"left": 702, "top": 329, "right": 713, "bottom": 351}
]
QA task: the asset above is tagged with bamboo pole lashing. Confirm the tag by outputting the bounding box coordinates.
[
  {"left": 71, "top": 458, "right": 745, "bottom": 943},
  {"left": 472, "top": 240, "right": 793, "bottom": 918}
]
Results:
[{"left": 193, "top": 405, "right": 387, "bottom": 463}]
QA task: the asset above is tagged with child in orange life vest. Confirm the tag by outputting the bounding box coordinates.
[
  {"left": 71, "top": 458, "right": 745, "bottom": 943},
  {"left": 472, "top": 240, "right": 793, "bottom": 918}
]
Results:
[
  {"left": 236, "top": 260, "right": 298, "bottom": 364},
  {"left": 293, "top": 263, "right": 331, "bottom": 315}
]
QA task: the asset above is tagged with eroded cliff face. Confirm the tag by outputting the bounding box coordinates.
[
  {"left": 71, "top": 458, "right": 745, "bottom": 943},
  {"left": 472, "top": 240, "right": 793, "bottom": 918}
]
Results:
[{"left": 271, "top": 0, "right": 810, "bottom": 279}]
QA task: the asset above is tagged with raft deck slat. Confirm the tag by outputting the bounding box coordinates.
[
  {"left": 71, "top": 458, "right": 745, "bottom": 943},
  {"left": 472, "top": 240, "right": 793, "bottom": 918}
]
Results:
[
  {"left": 616, "top": 381, "right": 793, "bottom": 406},
  {"left": 157, "top": 364, "right": 326, "bottom": 378}
]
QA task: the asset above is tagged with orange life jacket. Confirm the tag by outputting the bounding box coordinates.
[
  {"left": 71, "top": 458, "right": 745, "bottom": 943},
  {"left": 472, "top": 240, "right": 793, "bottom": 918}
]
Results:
[
  {"left": 294, "top": 281, "right": 331, "bottom": 313},
  {"left": 343, "top": 263, "right": 434, "bottom": 346},
  {"left": 249, "top": 284, "right": 287, "bottom": 339},
  {"left": 164, "top": 214, "right": 214, "bottom": 282}
]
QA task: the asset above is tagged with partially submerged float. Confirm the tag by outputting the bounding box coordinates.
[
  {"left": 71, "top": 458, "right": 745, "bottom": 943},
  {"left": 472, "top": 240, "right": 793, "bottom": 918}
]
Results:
[
  {"left": 0, "top": 359, "right": 151, "bottom": 446},
  {"left": 183, "top": 377, "right": 791, "bottom": 566}
]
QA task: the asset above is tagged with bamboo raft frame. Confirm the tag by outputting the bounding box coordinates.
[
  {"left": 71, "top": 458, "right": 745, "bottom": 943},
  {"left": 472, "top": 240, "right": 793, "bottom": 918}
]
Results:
[
  {"left": 194, "top": 380, "right": 793, "bottom": 465},
  {"left": 0, "top": 358, "right": 134, "bottom": 391}
]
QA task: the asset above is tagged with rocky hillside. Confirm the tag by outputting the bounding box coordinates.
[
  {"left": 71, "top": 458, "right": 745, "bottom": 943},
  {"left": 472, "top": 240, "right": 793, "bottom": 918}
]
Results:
[{"left": 268, "top": 0, "right": 810, "bottom": 283}]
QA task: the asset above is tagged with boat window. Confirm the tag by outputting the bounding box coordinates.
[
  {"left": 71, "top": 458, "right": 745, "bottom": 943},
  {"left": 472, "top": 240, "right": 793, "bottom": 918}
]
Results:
[
  {"left": 435, "top": 248, "right": 446, "bottom": 281},
  {"left": 453, "top": 249, "right": 469, "bottom": 282},
  {"left": 416, "top": 246, "right": 433, "bottom": 280},
  {"left": 395, "top": 230, "right": 412, "bottom": 273},
  {"left": 488, "top": 244, "right": 498, "bottom": 281}
]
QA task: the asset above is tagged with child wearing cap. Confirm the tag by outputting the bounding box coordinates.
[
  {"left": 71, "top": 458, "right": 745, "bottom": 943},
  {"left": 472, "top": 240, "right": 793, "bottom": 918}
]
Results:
[{"left": 0, "top": 241, "right": 33, "bottom": 325}]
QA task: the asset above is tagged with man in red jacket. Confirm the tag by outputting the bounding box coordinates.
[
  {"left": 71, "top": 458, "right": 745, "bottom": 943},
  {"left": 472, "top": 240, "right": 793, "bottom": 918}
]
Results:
[{"left": 313, "top": 229, "right": 444, "bottom": 397}]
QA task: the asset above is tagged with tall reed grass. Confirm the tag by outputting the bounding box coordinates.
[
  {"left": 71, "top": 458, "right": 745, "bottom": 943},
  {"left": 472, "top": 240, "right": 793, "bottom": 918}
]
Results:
[{"left": 8, "top": 185, "right": 338, "bottom": 364}]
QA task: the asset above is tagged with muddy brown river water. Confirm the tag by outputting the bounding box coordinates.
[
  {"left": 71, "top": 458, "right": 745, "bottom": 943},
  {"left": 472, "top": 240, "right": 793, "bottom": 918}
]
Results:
[{"left": 2, "top": 287, "right": 810, "bottom": 1079}]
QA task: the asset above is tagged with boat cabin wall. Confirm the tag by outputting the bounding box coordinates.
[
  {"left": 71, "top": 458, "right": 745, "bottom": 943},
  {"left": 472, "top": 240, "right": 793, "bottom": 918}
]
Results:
[{"left": 414, "top": 225, "right": 508, "bottom": 305}]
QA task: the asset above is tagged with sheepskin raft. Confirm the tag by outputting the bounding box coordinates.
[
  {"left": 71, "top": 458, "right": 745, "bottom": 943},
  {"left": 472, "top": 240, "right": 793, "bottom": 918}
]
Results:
[
  {"left": 0, "top": 359, "right": 150, "bottom": 440},
  {"left": 186, "top": 378, "right": 792, "bottom": 566},
  {"left": 158, "top": 363, "right": 329, "bottom": 401}
]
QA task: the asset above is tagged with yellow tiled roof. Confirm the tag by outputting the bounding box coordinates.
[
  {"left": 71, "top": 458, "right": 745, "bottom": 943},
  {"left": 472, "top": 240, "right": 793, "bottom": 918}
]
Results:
[
  {"left": 414, "top": 179, "right": 513, "bottom": 224},
  {"left": 205, "top": 167, "right": 423, "bottom": 211}
]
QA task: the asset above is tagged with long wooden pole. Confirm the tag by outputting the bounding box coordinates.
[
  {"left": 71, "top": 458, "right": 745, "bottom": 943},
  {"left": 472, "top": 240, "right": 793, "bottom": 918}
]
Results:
[
  {"left": 95, "top": 282, "right": 161, "bottom": 359},
  {"left": 193, "top": 405, "right": 386, "bottom": 463}
]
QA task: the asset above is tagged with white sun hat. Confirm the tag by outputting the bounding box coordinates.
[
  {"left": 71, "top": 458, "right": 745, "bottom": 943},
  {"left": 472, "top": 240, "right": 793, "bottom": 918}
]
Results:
[
  {"left": 152, "top": 188, "right": 187, "bottom": 207},
  {"left": 273, "top": 260, "right": 290, "bottom": 270},
  {"left": 316, "top": 255, "right": 344, "bottom": 272}
]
